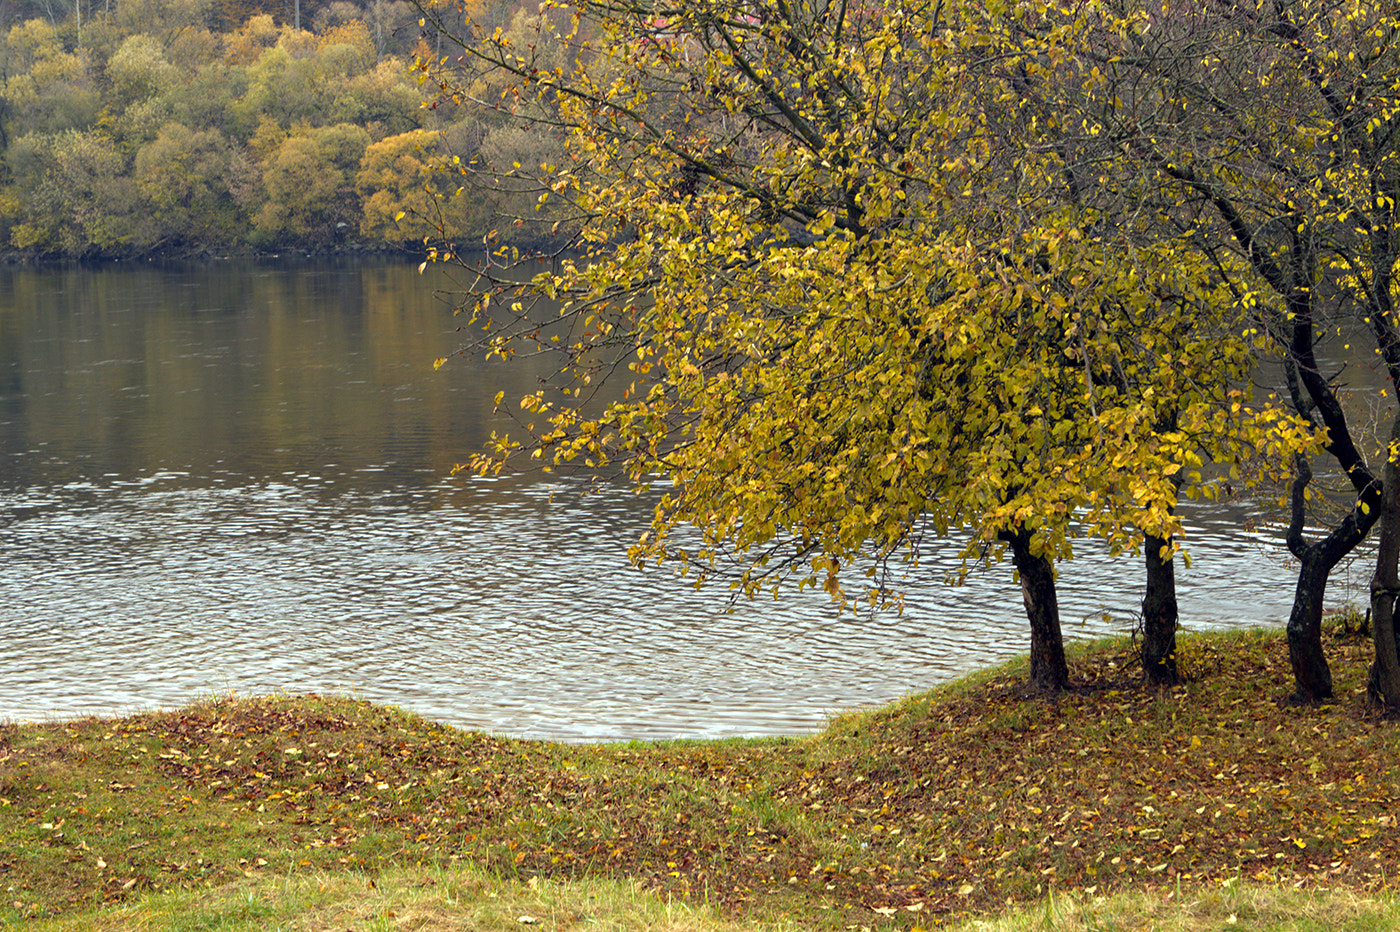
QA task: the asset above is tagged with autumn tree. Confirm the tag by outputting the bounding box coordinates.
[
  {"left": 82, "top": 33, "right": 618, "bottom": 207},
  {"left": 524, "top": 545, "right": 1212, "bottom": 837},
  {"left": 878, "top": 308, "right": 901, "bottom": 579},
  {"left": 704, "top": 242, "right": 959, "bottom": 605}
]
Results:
[
  {"left": 7, "top": 128, "right": 143, "bottom": 252},
  {"left": 0, "top": 18, "right": 98, "bottom": 138},
  {"left": 104, "top": 32, "right": 183, "bottom": 144},
  {"left": 416, "top": 0, "right": 1312, "bottom": 691},
  {"left": 1030, "top": 0, "right": 1400, "bottom": 703},
  {"left": 340, "top": 56, "right": 427, "bottom": 135},
  {"left": 252, "top": 121, "right": 368, "bottom": 241},
  {"left": 160, "top": 59, "right": 250, "bottom": 134},
  {"left": 110, "top": 0, "right": 212, "bottom": 44},
  {"left": 135, "top": 121, "right": 255, "bottom": 245},
  {"left": 107, "top": 33, "right": 179, "bottom": 109},
  {"left": 224, "top": 12, "right": 283, "bottom": 63},
  {"left": 356, "top": 126, "right": 445, "bottom": 240}
]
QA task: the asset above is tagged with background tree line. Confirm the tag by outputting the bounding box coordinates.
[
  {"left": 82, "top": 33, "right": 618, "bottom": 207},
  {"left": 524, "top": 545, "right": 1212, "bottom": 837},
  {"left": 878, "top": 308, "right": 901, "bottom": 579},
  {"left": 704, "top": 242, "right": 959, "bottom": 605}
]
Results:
[{"left": 0, "top": 0, "right": 567, "bottom": 255}]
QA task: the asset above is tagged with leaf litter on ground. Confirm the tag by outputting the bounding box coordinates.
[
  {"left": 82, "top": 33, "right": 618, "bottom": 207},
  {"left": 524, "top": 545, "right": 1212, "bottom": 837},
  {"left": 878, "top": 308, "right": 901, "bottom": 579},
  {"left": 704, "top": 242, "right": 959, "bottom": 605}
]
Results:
[{"left": 2, "top": 624, "right": 1398, "bottom": 928}]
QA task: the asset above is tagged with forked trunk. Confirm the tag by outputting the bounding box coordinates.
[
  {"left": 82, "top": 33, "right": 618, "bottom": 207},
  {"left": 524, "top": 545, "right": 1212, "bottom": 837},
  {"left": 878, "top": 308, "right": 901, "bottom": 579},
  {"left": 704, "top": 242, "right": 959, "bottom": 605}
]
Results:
[
  {"left": 1001, "top": 527, "right": 1069, "bottom": 693},
  {"left": 1141, "top": 531, "right": 1180, "bottom": 686},
  {"left": 1283, "top": 451, "right": 1378, "bottom": 704}
]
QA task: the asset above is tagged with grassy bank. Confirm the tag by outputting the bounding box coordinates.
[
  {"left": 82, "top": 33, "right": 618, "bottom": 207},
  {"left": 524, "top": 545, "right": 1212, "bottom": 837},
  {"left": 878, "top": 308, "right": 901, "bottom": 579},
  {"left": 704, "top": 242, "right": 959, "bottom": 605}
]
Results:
[
  {"left": 8, "top": 864, "right": 1400, "bottom": 932},
  {"left": 3, "top": 625, "right": 1400, "bottom": 930}
]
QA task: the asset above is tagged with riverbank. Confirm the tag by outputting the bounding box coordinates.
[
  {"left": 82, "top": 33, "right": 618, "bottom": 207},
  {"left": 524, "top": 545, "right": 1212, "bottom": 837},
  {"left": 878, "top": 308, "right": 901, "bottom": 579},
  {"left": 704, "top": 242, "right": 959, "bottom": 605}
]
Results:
[
  {"left": 2, "top": 624, "right": 1398, "bottom": 930},
  {"left": 0, "top": 240, "right": 425, "bottom": 266}
]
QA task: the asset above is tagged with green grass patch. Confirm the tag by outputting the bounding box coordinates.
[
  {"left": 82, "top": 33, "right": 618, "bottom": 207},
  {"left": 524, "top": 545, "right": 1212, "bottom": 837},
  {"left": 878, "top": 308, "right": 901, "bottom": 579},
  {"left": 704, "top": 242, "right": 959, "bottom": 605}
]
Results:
[
  {"left": 3, "top": 625, "right": 1399, "bottom": 929},
  {"left": 7, "top": 864, "right": 1400, "bottom": 931},
  {"left": 957, "top": 884, "right": 1400, "bottom": 931},
  {"left": 8, "top": 865, "right": 799, "bottom": 932}
]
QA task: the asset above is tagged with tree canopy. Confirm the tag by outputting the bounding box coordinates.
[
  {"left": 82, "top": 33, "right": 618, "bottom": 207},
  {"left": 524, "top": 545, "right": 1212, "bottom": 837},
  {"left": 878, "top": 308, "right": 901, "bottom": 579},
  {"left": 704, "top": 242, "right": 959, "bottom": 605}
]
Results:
[{"left": 420, "top": 0, "right": 1318, "bottom": 691}]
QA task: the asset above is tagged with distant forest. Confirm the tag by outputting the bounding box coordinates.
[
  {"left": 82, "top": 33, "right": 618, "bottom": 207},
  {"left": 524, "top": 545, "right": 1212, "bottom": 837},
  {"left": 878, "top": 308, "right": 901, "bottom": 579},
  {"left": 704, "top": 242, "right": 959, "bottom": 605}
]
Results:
[{"left": 0, "top": 0, "right": 563, "bottom": 256}]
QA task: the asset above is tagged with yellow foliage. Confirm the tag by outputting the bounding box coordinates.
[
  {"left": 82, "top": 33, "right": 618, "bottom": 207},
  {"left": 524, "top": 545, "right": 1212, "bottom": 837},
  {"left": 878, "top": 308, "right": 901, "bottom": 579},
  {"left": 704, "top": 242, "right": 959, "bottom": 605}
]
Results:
[
  {"left": 226, "top": 14, "right": 286, "bottom": 65},
  {"left": 423, "top": 0, "right": 1323, "bottom": 606}
]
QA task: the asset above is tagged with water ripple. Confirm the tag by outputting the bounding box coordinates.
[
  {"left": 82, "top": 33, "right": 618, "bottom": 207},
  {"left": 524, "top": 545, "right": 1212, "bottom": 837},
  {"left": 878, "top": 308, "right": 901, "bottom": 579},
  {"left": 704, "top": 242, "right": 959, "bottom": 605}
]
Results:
[{"left": 0, "top": 470, "right": 1328, "bottom": 741}]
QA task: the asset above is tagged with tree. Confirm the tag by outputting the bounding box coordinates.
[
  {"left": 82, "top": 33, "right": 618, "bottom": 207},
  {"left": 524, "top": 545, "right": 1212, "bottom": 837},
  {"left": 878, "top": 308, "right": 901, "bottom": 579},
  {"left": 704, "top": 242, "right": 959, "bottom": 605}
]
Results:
[
  {"left": 104, "top": 32, "right": 181, "bottom": 145},
  {"left": 161, "top": 60, "right": 250, "bottom": 135},
  {"left": 356, "top": 126, "right": 446, "bottom": 241},
  {"left": 5, "top": 128, "right": 143, "bottom": 252},
  {"left": 110, "top": 0, "right": 213, "bottom": 44},
  {"left": 134, "top": 121, "right": 253, "bottom": 245},
  {"left": 224, "top": 12, "right": 283, "bottom": 65},
  {"left": 0, "top": 18, "right": 99, "bottom": 137},
  {"left": 1044, "top": 0, "right": 1400, "bottom": 703},
  {"left": 341, "top": 57, "right": 429, "bottom": 137},
  {"left": 106, "top": 33, "right": 179, "bottom": 110},
  {"left": 228, "top": 19, "right": 396, "bottom": 134},
  {"left": 252, "top": 121, "right": 367, "bottom": 241},
  {"left": 417, "top": 0, "right": 1312, "bottom": 692}
]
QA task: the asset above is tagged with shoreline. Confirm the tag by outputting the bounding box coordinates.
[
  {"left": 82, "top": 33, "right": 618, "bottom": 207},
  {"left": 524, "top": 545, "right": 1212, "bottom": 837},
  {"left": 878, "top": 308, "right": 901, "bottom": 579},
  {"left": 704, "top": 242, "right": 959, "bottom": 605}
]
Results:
[{"left": 0, "top": 240, "right": 426, "bottom": 267}]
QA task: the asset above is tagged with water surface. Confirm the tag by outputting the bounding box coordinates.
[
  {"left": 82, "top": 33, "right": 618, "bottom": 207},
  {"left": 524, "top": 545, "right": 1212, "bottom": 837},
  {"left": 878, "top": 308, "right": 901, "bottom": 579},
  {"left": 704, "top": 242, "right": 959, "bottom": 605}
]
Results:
[{"left": 0, "top": 259, "right": 1355, "bottom": 740}]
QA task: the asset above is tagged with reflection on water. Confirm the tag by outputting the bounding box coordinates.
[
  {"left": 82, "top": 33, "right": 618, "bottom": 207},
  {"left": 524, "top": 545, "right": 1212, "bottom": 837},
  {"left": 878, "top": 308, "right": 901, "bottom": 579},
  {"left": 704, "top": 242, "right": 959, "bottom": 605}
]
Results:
[{"left": 0, "top": 259, "right": 1365, "bottom": 741}]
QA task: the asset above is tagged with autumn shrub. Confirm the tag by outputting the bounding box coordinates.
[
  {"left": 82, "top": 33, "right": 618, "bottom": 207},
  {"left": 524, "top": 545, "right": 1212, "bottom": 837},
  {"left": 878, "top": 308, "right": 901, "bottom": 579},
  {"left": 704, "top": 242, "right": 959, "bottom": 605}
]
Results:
[
  {"left": 356, "top": 128, "right": 446, "bottom": 243},
  {"left": 252, "top": 123, "right": 369, "bottom": 244}
]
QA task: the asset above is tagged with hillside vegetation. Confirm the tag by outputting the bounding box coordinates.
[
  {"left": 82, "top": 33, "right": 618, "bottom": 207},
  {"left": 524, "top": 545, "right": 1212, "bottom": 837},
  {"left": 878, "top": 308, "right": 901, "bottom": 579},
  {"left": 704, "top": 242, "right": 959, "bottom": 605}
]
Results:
[
  {"left": 3, "top": 626, "right": 1399, "bottom": 929},
  {"left": 0, "top": 0, "right": 560, "bottom": 256}
]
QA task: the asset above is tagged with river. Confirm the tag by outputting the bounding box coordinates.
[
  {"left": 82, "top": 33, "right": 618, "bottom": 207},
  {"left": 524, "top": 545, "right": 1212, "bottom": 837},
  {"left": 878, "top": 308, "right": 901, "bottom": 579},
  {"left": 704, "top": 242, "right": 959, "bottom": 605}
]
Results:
[{"left": 0, "top": 258, "right": 1364, "bottom": 741}]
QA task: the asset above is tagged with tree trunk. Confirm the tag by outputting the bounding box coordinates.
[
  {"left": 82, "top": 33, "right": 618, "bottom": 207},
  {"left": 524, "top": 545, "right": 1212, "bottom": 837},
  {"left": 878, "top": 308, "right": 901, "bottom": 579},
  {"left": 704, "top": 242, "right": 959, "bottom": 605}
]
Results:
[
  {"left": 1281, "top": 438, "right": 1382, "bottom": 701},
  {"left": 1288, "top": 550, "right": 1335, "bottom": 702},
  {"left": 1001, "top": 528, "right": 1069, "bottom": 692},
  {"left": 1272, "top": 245, "right": 1380, "bottom": 699},
  {"left": 1141, "top": 531, "right": 1180, "bottom": 686},
  {"left": 1370, "top": 415, "right": 1400, "bottom": 707}
]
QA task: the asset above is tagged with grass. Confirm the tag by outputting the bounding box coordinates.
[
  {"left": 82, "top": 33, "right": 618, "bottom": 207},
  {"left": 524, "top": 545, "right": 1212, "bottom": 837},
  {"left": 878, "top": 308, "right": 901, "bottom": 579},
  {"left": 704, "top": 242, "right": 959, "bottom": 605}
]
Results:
[
  {"left": 9, "top": 867, "right": 790, "bottom": 932},
  {"left": 11, "top": 867, "right": 1400, "bottom": 932},
  {"left": 3, "top": 623, "right": 1400, "bottom": 930}
]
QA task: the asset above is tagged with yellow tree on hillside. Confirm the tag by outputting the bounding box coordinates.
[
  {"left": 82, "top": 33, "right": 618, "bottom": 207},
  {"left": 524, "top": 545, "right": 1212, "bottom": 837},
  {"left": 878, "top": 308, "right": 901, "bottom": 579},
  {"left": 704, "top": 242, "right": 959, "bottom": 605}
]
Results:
[{"left": 357, "top": 127, "right": 452, "bottom": 241}]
